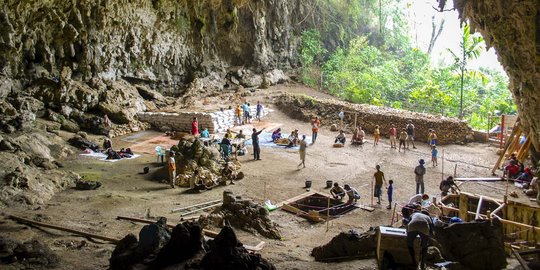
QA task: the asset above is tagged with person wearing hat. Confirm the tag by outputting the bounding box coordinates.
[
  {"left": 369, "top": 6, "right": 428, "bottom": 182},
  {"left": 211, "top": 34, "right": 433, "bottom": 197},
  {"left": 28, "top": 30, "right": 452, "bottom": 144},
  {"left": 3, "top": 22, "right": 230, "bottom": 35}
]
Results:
[
  {"left": 168, "top": 151, "right": 177, "bottom": 188},
  {"left": 414, "top": 159, "right": 426, "bottom": 194}
]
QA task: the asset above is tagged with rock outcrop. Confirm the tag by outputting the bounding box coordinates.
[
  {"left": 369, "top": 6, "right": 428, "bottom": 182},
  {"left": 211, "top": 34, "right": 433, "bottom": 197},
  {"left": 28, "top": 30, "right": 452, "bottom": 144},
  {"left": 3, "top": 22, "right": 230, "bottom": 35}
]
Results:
[{"left": 452, "top": 0, "right": 539, "bottom": 157}]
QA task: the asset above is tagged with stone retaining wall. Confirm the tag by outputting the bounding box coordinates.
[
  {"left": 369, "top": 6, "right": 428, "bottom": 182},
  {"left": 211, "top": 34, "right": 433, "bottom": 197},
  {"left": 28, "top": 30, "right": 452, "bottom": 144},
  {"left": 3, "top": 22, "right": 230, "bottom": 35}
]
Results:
[
  {"left": 276, "top": 94, "right": 474, "bottom": 145},
  {"left": 137, "top": 106, "right": 268, "bottom": 133}
]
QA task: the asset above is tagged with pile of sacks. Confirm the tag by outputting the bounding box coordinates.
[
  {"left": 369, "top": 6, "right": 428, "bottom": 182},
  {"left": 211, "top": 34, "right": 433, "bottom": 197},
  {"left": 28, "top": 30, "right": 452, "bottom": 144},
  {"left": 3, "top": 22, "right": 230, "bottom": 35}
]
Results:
[
  {"left": 171, "top": 139, "right": 241, "bottom": 188},
  {"left": 200, "top": 191, "right": 281, "bottom": 240},
  {"left": 109, "top": 218, "right": 275, "bottom": 270}
]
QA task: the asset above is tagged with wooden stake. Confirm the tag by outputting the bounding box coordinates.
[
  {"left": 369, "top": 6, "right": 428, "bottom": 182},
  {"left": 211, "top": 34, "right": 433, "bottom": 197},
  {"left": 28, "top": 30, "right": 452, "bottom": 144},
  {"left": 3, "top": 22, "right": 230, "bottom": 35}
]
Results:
[
  {"left": 390, "top": 202, "right": 397, "bottom": 226},
  {"left": 441, "top": 149, "right": 445, "bottom": 181},
  {"left": 354, "top": 113, "right": 357, "bottom": 130},
  {"left": 10, "top": 215, "right": 120, "bottom": 244},
  {"left": 326, "top": 197, "right": 330, "bottom": 232},
  {"left": 370, "top": 178, "right": 374, "bottom": 206}
]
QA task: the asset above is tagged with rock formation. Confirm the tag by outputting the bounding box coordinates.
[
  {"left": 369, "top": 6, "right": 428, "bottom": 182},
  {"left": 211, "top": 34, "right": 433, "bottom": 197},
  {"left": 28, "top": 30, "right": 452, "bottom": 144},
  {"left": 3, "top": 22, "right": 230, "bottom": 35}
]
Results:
[{"left": 452, "top": 0, "right": 539, "bottom": 158}]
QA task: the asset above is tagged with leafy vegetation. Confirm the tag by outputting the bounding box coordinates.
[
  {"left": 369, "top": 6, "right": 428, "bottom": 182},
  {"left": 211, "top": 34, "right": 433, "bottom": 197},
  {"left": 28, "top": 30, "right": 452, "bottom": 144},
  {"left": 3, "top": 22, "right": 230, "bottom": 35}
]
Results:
[{"left": 299, "top": 0, "right": 516, "bottom": 130}]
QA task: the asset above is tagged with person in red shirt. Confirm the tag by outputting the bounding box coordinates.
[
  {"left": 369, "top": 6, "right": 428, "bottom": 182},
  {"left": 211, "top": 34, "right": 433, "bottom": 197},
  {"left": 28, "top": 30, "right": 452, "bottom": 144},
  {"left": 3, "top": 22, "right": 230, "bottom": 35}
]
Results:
[
  {"left": 311, "top": 116, "right": 321, "bottom": 144},
  {"left": 388, "top": 124, "right": 397, "bottom": 149},
  {"left": 191, "top": 117, "right": 199, "bottom": 136},
  {"left": 505, "top": 160, "right": 521, "bottom": 179}
]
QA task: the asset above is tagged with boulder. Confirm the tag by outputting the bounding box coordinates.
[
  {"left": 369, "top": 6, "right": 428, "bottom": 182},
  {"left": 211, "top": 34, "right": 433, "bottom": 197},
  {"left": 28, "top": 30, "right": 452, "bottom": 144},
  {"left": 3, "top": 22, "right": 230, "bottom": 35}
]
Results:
[
  {"left": 0, "top": 236, "right": 59, "bottom": 267},
  {"left": 75, "top": 180, "right": 102, "bottom": 190}
]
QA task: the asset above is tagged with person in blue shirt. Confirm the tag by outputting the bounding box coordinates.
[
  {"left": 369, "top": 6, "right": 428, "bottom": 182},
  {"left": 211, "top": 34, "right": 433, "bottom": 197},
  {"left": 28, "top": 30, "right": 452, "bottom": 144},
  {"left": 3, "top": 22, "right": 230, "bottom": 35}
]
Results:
[
  {"left": 201, "top": 128, "right": 210, "bottom": 138},
  {"left": 387, "top": 179, "right": 394, "bottom": 209},
  {"left": 431, "top": 145, "right": 438, "bottom": 167}
]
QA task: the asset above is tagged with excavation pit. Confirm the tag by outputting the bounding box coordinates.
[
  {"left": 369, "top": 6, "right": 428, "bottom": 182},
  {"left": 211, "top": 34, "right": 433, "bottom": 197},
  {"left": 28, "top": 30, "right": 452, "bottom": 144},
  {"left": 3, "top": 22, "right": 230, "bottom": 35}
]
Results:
[{"left": 282, "top": 192, "right": 358, "bottom": 222}]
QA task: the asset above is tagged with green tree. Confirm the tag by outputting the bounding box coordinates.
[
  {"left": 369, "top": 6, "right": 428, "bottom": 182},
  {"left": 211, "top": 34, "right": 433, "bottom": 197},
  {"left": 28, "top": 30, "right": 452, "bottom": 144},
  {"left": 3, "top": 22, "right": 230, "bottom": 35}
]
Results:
[{"left": 447, "top": 24, "right": 484, "bottom": 119}]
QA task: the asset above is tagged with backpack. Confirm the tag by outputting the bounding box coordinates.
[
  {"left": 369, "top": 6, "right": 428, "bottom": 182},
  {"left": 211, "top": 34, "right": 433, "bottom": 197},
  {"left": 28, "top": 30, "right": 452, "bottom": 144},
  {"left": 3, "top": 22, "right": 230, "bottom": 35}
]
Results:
[{"left": 407, "top": 124, "right": 414, "bottom": 135}]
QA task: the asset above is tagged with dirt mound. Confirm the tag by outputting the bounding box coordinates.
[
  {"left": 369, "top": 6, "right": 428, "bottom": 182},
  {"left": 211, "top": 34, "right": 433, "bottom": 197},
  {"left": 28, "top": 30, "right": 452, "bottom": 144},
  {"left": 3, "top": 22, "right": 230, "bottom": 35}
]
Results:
[
  {"left": 200, "top": 225, "right": 275, "bottom": 270},
  {"left": 276, "top": 94, "right": 473, "bottom": 144},
  {"left": 109, "top": 219, "right": 275, "bottom": 270},
  {"left": 0, "top": 236, "right": 59, "bottom": 267},
  {"left": 434, "top": 219, "right": 507, "bottom": 269},
  {"left": 201, "top": 191, "right": 281, "bottom": 240},
  {"left": 311, "top": 228, "right": 377, "bottom": 261}
]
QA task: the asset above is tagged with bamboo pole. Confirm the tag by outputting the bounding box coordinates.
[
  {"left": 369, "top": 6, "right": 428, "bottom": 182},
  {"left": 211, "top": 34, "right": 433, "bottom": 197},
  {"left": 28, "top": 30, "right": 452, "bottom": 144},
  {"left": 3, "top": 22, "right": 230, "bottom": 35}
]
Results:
[
  {"left": 10, "top": 215, "right": 120, "bottom": 244},
  {"left": 171, "top": 200, "right": 222, "bottom": 213},
  {"left": 370, "top": 177, "right": 374, "bottom": 206},
  {"left": 492, "top": 121, "right": 520, "bottom": 175}
]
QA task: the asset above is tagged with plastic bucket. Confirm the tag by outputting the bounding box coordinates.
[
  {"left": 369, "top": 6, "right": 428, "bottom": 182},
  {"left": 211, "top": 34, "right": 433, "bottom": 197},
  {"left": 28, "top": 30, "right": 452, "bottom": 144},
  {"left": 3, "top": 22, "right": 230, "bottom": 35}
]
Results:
[
  {"left": 326, "top": 180, "right": 333, "bottom": 188},
  {"left": 305, "top": 180, "right": 312, "bottom": 188}
]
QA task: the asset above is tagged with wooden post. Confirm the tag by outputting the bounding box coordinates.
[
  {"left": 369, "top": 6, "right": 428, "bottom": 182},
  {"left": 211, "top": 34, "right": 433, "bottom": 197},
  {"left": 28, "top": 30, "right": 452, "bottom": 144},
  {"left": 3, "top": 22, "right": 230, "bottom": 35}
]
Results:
[
  {"left": 441, "top": 149, "right": 445, "bottom": 181},
  {"left": 354, "top": 113, "right": 357, "bottom": 130},
  {"left": 492, "top": 121, "right": 520, "bottom": 175},
  {"left": 10, "top": 215, "right": 120, "bottom": 244},
  {"left": 326, "top": 197, "right": 330, "bottom": 232},
  {"left": 458, "top": 193, "right": 468, "bottom": 221},
  {"left": 390, "top": 202, "right": 397, "bottom": 226},
  {"left": 454, "top": 164, "right": 457, "bottom": 178},
  {"left": 500, "top": 114, "right": 505, "bottom": 148},
  {"left": 371, "top": 178, "right": 374, "bottom": 206}
]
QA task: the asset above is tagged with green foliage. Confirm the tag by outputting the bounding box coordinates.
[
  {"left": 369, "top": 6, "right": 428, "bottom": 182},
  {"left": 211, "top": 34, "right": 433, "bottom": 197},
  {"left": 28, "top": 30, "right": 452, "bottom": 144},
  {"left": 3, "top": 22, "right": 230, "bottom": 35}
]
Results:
[{"left": 296, "top": 3, "right": 514, "bottom": 130}]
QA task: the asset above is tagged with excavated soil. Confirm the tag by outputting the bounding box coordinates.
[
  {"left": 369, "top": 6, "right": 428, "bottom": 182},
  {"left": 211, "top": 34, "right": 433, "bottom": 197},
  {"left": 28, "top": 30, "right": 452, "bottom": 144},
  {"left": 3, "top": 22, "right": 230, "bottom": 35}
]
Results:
[{"left": 0, "top": 85, "right": 526, "bottom": 269}]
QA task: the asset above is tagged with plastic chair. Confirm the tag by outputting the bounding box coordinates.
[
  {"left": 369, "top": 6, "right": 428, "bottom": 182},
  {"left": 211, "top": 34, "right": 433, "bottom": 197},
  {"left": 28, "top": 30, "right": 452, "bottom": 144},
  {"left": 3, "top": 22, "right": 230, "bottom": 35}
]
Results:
[{"left": 155, "top": 146, "right": 165, "bottom": 163}]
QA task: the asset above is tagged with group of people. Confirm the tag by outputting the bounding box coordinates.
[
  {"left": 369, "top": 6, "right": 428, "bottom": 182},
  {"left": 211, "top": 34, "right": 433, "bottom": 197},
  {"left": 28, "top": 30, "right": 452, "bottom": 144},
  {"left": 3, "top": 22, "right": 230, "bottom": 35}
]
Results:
[
  {"left": 102, "top": 138, "right": 135, "bottom": 160},
  {"left": 235, "top": 101, "right": 264, "bottom": 126}
]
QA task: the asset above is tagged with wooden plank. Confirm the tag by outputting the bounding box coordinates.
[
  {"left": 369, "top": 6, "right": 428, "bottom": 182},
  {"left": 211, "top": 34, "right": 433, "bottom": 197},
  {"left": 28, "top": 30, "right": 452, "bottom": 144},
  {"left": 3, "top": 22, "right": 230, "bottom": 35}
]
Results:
[
  {"left": 459, "top": 194, "right": 469, "bottom": 221},
  {"left": 275, "top": 191, "right": 317, "bottom": 208},
  {"left": 359, "top": 205, "right": 375, "bottom": 212},
  {"left": 454, "top": 177, "right": 504, "bottom": 181},
  {"left": 10, "top": 215, "right": 120, "bottom": 244}
]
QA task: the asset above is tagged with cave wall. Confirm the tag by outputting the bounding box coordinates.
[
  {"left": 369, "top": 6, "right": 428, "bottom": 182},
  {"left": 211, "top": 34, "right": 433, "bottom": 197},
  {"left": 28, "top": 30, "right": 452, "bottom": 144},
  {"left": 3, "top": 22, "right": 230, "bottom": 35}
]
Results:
[
  {"left": 0, "top": 0, "right": 309, "bottom": 94},
  {"left": 453, "top": 0, "right": 540, "bottom": 152}
]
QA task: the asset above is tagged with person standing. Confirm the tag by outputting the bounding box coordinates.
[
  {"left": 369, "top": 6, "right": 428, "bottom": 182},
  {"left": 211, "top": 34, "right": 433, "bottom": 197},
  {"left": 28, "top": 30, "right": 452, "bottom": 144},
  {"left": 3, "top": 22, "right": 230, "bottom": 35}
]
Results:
[
  {"left": 407, "top": 210, "right": 433, "bottom": 270},
  {"left": 242, "top": 102, "right": 251, "bottom": 124},
  {"left": 373, "top": 165, "right": 387, "bottom": 204},
  {"left": 298, "top": 135, "right": 307, "bottom": 168},
  {"left": 251, "top": 128, "right": 265, "bottom": 160},
  {"left": 191, "top": 117, "right": 199, "bottom": 136},
  {"left": 429, "top": 130, "right": 438, "bottom": 146},
  {"left": 431, "top": 145, "right": 438, "bottom": 167},
  {"left": 387, "top": 179, "right": 394, "bottom": 209},
  {"left": 168, "top": 151, "right": 177, "bottom": 188},
  {"left": 235, "top": 105, "right": 243, "bottom": 125},
  {"left": 256, "top": 101, "right": 263, "bottom": 122},
  {"left": 414, "top": 159, "right": 426, "bottom": 194},
  {"left": 311, "top": 116, "right": 321, "bottom": 144},
  {"left": 388, "top": 124, "right": 397, "bottom": 149},
  {"left": 373, "top": 125, "right": 380, "bottom": 146},
  {"left": 406, "top": 121, "right": 417, "bottom": 149},
  {"left": 398, "top": 128, "right": 407, "bottom": 152}
]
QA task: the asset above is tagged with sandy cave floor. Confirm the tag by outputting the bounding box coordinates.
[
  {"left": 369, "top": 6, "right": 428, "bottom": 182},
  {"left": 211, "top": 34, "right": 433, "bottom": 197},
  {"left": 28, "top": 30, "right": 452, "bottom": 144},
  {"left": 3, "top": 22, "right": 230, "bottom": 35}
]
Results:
[{"left": 0, "top": 85, "right": 527, "bottom": 269}]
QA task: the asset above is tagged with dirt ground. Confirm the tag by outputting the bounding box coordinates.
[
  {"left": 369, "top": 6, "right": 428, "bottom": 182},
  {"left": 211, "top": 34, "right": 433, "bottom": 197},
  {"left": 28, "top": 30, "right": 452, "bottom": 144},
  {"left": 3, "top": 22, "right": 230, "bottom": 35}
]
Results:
[{"left": 0, "top": 84, "right": 525, "bottom": 269}]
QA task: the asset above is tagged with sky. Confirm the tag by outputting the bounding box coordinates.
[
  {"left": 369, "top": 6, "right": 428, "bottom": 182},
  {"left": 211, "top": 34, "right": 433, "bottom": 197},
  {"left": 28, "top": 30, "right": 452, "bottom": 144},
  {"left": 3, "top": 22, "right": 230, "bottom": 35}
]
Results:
[{"left": 406, "top": 0, "right": 505, "bottom": 73}]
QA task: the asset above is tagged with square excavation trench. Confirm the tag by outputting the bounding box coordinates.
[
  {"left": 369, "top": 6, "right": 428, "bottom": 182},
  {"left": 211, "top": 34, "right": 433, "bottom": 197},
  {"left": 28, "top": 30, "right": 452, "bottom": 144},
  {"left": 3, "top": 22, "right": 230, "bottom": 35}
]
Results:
[{"left": 283, "top": 193, "right": 358, "bottom": 222}]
